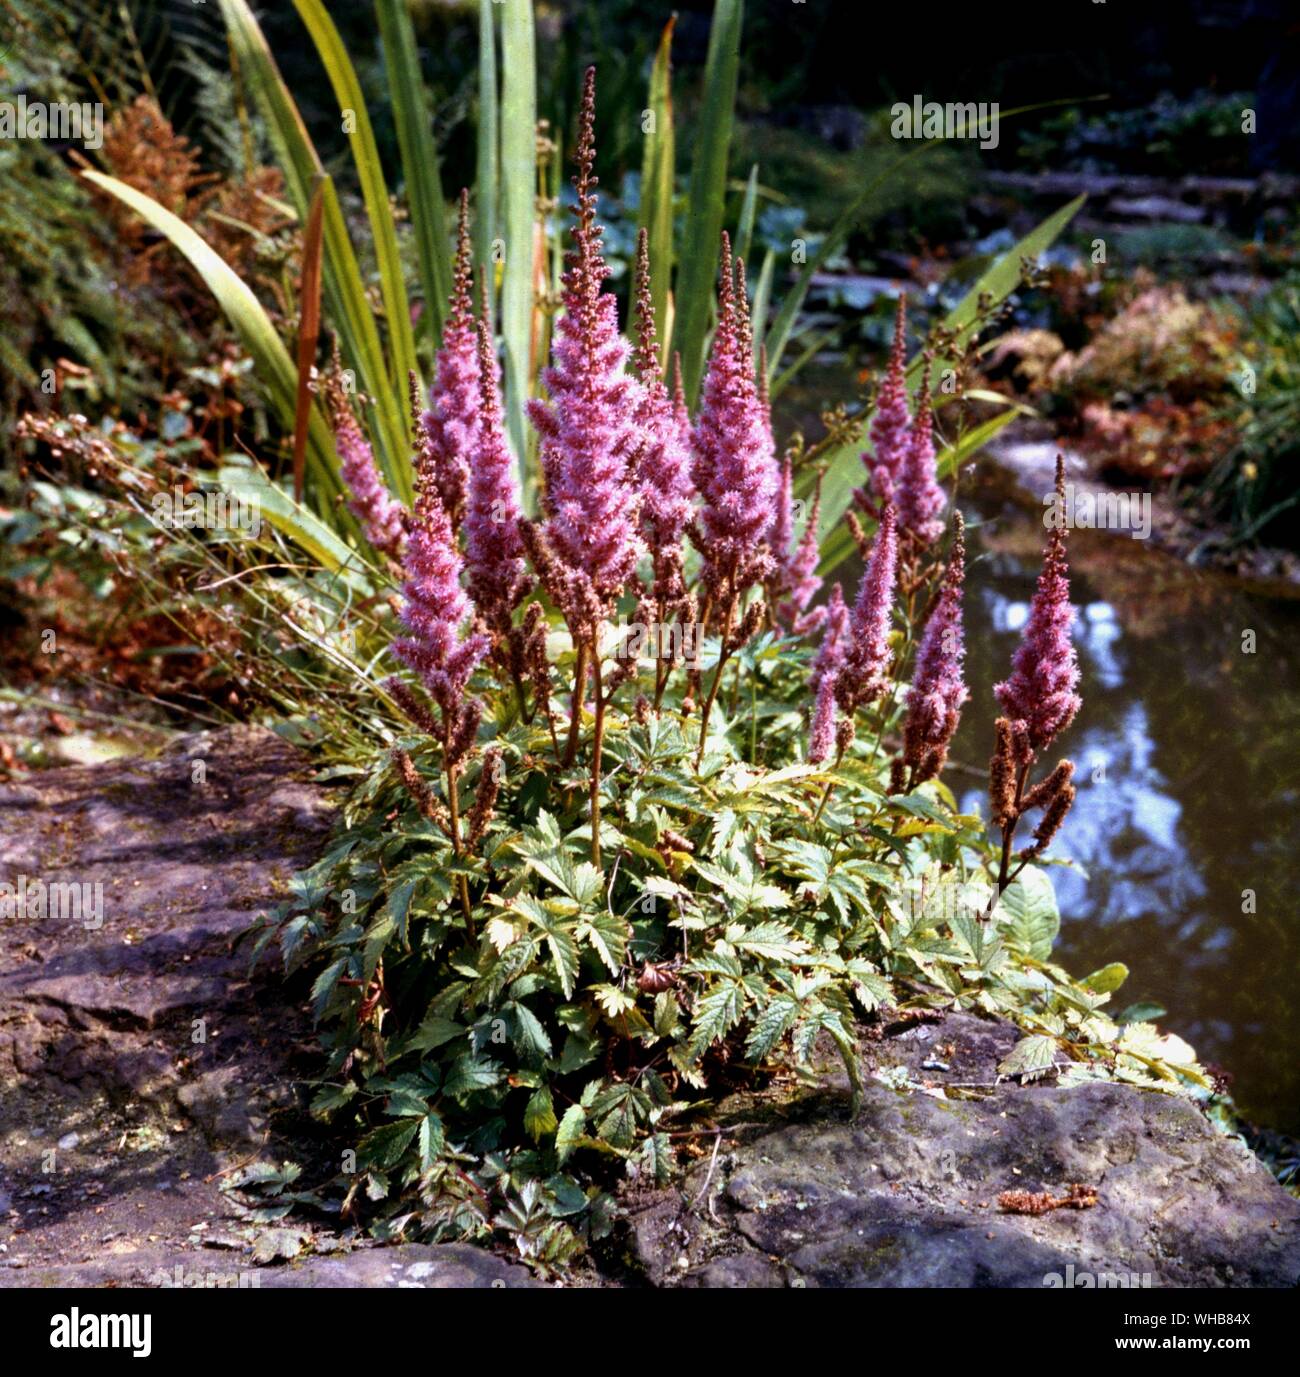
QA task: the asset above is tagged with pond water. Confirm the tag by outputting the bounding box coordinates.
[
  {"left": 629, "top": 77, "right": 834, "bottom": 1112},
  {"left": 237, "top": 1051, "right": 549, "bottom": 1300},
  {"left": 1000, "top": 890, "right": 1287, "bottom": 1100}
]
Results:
[{"left": 949, "top": 469, "right": 1300, "bottom": 1135}]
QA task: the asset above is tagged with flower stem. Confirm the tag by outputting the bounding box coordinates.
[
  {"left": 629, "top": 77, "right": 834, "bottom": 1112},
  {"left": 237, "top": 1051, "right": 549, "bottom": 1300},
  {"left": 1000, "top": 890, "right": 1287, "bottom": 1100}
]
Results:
[
  {"left": 445, "top": 756, "right": 475, "bottom": 935},
  {"left": 563, "top": 639, "right": 589, "bottom": 767},
  {"left": 590, "top": 638, "right": 606, "bottom": 867},
  {"left": 694, "top": 585, "right": 736, "bottom": 769},
  {"left": 994, "top": 760, "right": 1033, "bottom": 897}
]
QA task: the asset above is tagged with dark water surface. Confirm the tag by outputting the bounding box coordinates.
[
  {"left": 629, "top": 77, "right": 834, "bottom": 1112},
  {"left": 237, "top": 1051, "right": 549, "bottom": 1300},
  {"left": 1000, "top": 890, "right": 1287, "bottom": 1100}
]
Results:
[{"left": 951, "top": 475, "right": 1300, "bottom": 1134}]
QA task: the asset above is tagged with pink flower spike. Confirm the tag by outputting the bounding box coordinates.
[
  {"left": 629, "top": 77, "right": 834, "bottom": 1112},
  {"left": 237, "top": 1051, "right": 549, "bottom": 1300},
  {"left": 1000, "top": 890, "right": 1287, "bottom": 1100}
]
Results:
[
  {"left": 393, "top": 466, "right": 487, "bottom": 723},
  {"left": 464, "top": 312, "right": 527, "bottom": 634},
  {"left": 807, "top": 582, "right": 848, "bottom": 762},
  {"left": 838, "top": 502, "right": 898, "bottom": 711},
  {"left": 902, "top": 511, "right": 968, "bottom": 779},
  {"left": 527, "top": 67, "right": 642, "bottom": 605},
  {"left": 863, "top": 294, "right": 912, "bottom": 493},
  {"left": 419, "top": 191, "right": 479, "bottom": 531},
  {"left": 994, "top": 456, "right": 1082, "bottom": 751},
  {"left": 324, "top": 365, "right": 406, "bottom": 557},
  {"left": 773, "top": 459, "right": 825, "bottom": 634},
  {"left": 693, "top": 233, "right": 780, "bottom": 590},
  {"left": 895, "top": 367, "right": 946, "bottom": 546},
  {"left": 770, "top": 451, "right": 795, "bottom": 573},
  {"left": 632, "top": 230, "right": 694, "bottom": 557}
]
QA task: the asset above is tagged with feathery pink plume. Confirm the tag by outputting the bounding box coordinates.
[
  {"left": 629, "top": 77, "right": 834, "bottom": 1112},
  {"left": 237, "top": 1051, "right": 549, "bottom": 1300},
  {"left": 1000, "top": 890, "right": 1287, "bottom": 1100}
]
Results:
[
  {"left": 464, "top": 313, "right": 527, "bottom": 634},
  {"left": 420, "top": 191, "right": 479, "bottom": 531},
  {"left": 772, "top": 457, "right": 825, "bottom": 634},
  {"left": 894, "top": 368, "right": 946, "bottom": 546},
  {"left": 838, "top": 503, "right": 898, "bottom": 710},
  {"left": 393, "top": 442, "right": 488, "bottom": 723},
  {"left": 994, "top": 456, "right": 1081, "bottom": 750},
  {"left": 902, "top": 512, "right": 967, "bottom": 778},
  {"left": 693, "top": 233, "right": 779, "bottom": 588},
  {"left": 324, "top": 366, "right": 406, "bottom": 557},
  {"left": 631, "top": 230, "right": 694, "bottom": 556},
  {"left": 858, "top": 294, "right": 911, "bottom": 507},
  {"left": 807, "top": 583, "right": 848, "bottom": 762},
  {"left": 527, "top": 68, "right": 642, "bottom": 604}
]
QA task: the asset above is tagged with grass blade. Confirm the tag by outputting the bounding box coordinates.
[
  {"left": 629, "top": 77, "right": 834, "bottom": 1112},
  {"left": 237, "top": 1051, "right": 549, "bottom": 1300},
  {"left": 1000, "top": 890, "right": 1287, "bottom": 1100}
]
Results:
[
  {"left": 671, "top": 0, "right": 743, "bottom": 405},
  {"left": 764, "top": 140, "right": 933, "bottom": 383},
  {"left": 292, "top": 0, "right": 420, "bottom": 403},
  {"left": 218, "top": 462, "right": 373, "bottom": 581},
  {"left": 918, "top": 194, "right": 1085, "bottom": 392},
  {"left": 750, "top": 246, "right": 775, "bottom": 364},
  {"left": 637, "top": 15, "right": 676, "bottom": 374},
  {"left": 376, "top": 0, "right": 454, "bottom": 345},
  {"left": 476, "top": 0, "right": 499, "bottom": 323},
  {"left": 499, "top": 0, "right": 536, "bottom": 482},
  {"left": 217, "top": 0, "right": 413, "bottom": 506},
  {"left": 767, "top": 101, "right": 1093, "bottom": 384},
  {"left": 734, "top": 162, "right": 759, "bottom": 266}
]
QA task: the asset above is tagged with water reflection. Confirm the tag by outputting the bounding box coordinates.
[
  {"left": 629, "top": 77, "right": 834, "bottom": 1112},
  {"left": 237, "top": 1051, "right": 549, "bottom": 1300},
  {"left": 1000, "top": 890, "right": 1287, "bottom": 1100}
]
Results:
[{"left": 954, "top": 485, "right": 1300, "bottom": 1134}]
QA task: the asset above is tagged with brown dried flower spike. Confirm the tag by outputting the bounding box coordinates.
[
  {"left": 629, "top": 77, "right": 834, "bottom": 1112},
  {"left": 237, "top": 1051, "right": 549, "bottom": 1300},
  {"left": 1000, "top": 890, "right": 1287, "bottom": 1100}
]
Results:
[{"left": 997, "top": 1182, "right": 1099, "bottom": 1215}]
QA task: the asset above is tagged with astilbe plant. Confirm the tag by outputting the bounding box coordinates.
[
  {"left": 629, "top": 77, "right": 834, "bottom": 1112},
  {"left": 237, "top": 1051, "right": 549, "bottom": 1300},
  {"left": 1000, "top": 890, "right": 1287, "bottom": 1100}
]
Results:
[
  {"left": 988, "top": 454, "right": 1082, "bottom": 894},
  {"left": 861, "top": 293, "right": 912, "bottom": 500},
  {"left": 254, "top": 73, "right": 1207, "bottom": 1266}
]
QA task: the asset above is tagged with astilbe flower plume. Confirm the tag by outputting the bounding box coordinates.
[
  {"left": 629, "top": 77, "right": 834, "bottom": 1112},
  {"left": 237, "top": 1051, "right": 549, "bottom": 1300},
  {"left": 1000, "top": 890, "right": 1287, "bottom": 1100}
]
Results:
[
  {"left": 894, "top": 367, "right": 946, "bottom": 547},
  {"left": 994, "top": 455, "right": 1082, "bottom": 751},
  {"left": 464, "top": 312, "right": 528, "bottom": 638},
  {"left": 391, "top": 472, "right": 487, "bottom": 743},
  {"left": 631, "top": 229, "right": 694, "bottom": 563},
  {"left": 807, "top": 583, "right": 848, "bottom": 763},
  {"left": 692, "top": 232, "right": 780, "bottom": 598},
  {"left": 527, "top": 66, "right": 642, "bottom": 614},
  {"left": 771, "top": 458, "right": 825, "bottom": 635},
  {"left": 836, "top": 503, "right": 899, "bottom": 714},
  {"left": 419, "top": 190, "right": 480, "bottom": 532},
  {"left": 858, "top": 294, "right": 912, "bottom": 506},
  {"left": 987, "top": 455, "right": 1081, "bottom": 891},
  {"left": 322, "top": 358, "right": 406, "bottom": 557},
  {"left": 897, "top": 511, "right": 967, "bottom": 787}
]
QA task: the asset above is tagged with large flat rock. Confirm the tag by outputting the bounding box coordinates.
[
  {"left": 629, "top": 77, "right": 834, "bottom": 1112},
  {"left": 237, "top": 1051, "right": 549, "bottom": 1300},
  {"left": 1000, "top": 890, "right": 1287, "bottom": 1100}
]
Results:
[
  {"left": 626, "top": 1013, "right": 1300, "bottom": 1288},
  {"left": 0, "top": 726, "right": 528, "bottom": 1289}
]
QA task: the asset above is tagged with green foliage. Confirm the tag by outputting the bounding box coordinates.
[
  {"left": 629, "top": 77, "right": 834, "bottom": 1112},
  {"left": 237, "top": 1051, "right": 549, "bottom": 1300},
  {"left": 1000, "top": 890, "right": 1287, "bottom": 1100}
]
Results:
[
  {"left": 251, "top": 621, "right": 1208, "bottom": 1260},
  {"left": 0, "top": 0, "right": 223, "bottom": 448},
  {"left": 1202, "top": 272, "right": 1300, "bottom": 549},
  {"left": 1015, "top": 93, "right": 1257, "bottom": 178}
]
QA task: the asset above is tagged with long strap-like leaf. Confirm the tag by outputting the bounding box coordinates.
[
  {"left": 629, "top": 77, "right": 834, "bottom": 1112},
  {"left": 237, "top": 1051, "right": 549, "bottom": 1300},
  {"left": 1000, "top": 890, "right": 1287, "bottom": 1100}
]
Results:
[
  {"left": 671, "top": 0, "right": 743, "bottom": 406},
  {"left": 637, "top": 16, "right": 676, "bottom": 377},
  {"left": 499, "top": 0, "right": 537, "bottom": 488},
  {"left": 476, "top": 0, "right": 499, "bottom": 325},
  {"left": 81, "top": 171, "right": 355, "bottom": 538},
  {"left": 217, "top": 0, "right": 413, "bottom": 506},
  {"left": 293, "top": 0, "right": 420, "bottom": 404},
  {"left": 293, "top": 179, "right": 326, "bottom": 504},
  {"left": 376, "top": 0, "right": 454, "bottom": 346}
]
